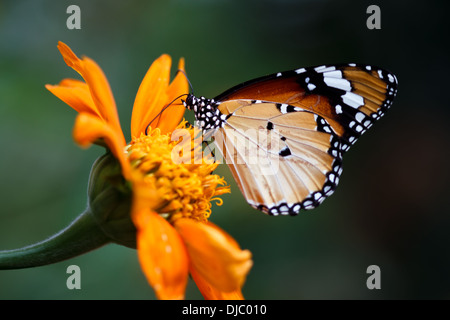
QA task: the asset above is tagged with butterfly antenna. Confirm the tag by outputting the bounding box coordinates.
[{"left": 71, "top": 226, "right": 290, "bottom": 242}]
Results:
[
  {"left": 145, "top": 69, "right": 195, "bottom": 135},
  {"left": 176, "top": 68, "right": 195, "bottom": 95},
  {"left": 145, "top": 93, "right": 190, "bottom": 135}
]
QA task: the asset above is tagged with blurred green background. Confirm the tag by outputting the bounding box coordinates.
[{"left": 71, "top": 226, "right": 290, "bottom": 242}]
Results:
[{"left": 1, "top": 0, "right": 449, "bottom": 299}]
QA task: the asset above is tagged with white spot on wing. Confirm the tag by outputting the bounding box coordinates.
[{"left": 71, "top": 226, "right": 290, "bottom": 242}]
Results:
[
  {"left": 295, "top": 68, "right": 306, "bottom": 74},
  {"left": 378, "top": 70, "right": 383, "bottom": 78},
  {"left": 329, "top": 173, "right": 336, "bottom": 183},
  {"left": 388, "top": 73, "right": 395, "bottom": 83},
  {"left": 342, "top": 92, "right": 364, "bottom": 109},
  {"left": 307, "top": 83, "right": 316, "bottom": 91},
  {"left": 323, "top": 77, "right": 351, "bottom": 91},
  {"left": 323, "top": 70, "right": 343, "bottom": 78},
  {"left": 315, "top": 65, "right": 336, "bottom": 73},
  {"left": 355, "top": 112, "right": 365, "bottom": 123}
]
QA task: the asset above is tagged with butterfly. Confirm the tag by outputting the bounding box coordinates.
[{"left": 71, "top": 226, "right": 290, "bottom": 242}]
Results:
[{"left": 181, "top": 63, "right": 398, "bottom": 216}]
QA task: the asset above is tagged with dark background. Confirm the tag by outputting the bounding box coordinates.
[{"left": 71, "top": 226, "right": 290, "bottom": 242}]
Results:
[{"left": 1, "top": 0, "right": 449, "bottom": 299}]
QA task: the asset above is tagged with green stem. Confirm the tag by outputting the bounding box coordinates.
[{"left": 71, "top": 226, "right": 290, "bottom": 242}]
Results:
[{"left": 0, "top": 208, "right": 111, "bottom": 270}]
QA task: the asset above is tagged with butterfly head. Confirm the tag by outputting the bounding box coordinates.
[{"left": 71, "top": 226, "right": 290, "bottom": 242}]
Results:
[
  {"left": 182, "top": 94, "right": 227, "bottom": 132},
  {"left": 181, "top": 93, "right": 195, "bottom": 111}
]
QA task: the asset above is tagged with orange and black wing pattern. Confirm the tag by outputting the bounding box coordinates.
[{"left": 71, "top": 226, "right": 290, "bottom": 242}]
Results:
[{"left": 183, "top": 64, "right": 398, "bottom": 215}]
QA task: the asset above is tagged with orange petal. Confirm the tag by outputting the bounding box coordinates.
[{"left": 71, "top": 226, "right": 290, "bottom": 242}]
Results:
[
  {"left": 73, "top": 113, "right": 130, "bottom": 179},
  {"left": 56, "top": 42, "right": 125, "bottom": 146},
  {"left": 130, "top": 54, "right": 172, "bottom": 138},
  {"left": 174, "top": 218, "right": 253, "bottom": 293},
  {"left": 130, "top": 177, "right": 168, "bottom": 213},
  {"left": 156, "top": 58, "right": 189, "bottom": 134},
  {"left": 45, "top": 79, "right": 101, "bottom": 118},
  {"left": 134, "top": 208, "right": 189, "bottom": 300},
  {"left": 190, "top": 267, "right": 244, "bottom": 300}
]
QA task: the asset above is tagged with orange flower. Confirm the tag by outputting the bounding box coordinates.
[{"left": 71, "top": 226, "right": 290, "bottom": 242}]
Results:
[{"left": 45, "top": 42, "right": 252, "bottom": 300}]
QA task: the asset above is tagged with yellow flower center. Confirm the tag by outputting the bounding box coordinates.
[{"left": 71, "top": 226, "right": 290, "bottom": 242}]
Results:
[{"left": 126, "top": 121, "right": 229, "bottom": 222}]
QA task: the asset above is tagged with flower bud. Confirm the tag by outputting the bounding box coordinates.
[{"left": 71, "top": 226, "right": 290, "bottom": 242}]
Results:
[{"left": 87, "top": 152, "right": 136, "bottom": 248}]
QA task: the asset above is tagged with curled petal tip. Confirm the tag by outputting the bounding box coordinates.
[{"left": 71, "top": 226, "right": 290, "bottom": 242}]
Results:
[
  {"left": 177, "top": 57, "right": 185, "bottom": 71},
  {"left": 57, "top": 41, "right": 80, "bottom": 69}
]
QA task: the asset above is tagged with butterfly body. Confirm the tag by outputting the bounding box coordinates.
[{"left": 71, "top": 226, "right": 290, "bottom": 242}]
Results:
[{"left": 182, "top": 63, "right": 398, "bottom": 216}]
